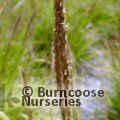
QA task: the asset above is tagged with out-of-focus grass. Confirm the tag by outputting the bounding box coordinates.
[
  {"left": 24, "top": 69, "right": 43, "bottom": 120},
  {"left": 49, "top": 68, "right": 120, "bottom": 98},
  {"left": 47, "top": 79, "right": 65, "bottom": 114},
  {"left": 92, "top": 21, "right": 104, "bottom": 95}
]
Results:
[
  {"left": 108, "top": 64, "right": 120, "bottom": 120},
  {"left": 0, "top": 0, "right": 120, "bottom": 119},
  {"left": 107, "top": 43, "right": 120, "bottom": 120},
  {"left": 67, "top": 0, "right": 120, "bottom": 63}
]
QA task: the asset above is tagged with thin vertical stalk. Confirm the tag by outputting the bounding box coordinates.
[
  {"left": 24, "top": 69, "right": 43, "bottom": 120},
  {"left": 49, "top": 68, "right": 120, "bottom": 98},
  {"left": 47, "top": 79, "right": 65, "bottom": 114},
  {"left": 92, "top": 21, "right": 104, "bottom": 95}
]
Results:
[
  {"left": 54, "top": 0, "right": 71, "bottom": 120},
  {"left": 19, "top": 68, "right": 33, "bottom": 120}
]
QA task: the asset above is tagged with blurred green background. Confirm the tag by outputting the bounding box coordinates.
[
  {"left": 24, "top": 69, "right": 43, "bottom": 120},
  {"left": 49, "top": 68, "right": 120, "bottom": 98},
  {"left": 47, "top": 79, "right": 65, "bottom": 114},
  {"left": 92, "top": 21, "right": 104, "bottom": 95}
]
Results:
[{"left": 0, "top": 0, "right": 120, "bottom": 120}]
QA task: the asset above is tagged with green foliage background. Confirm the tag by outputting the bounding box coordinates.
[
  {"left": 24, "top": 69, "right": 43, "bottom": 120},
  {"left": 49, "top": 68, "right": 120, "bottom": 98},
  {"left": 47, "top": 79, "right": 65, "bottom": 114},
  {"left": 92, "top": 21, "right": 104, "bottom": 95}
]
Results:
[{"left": 0, "top": 0, "right": 120, "bottom": 120}]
